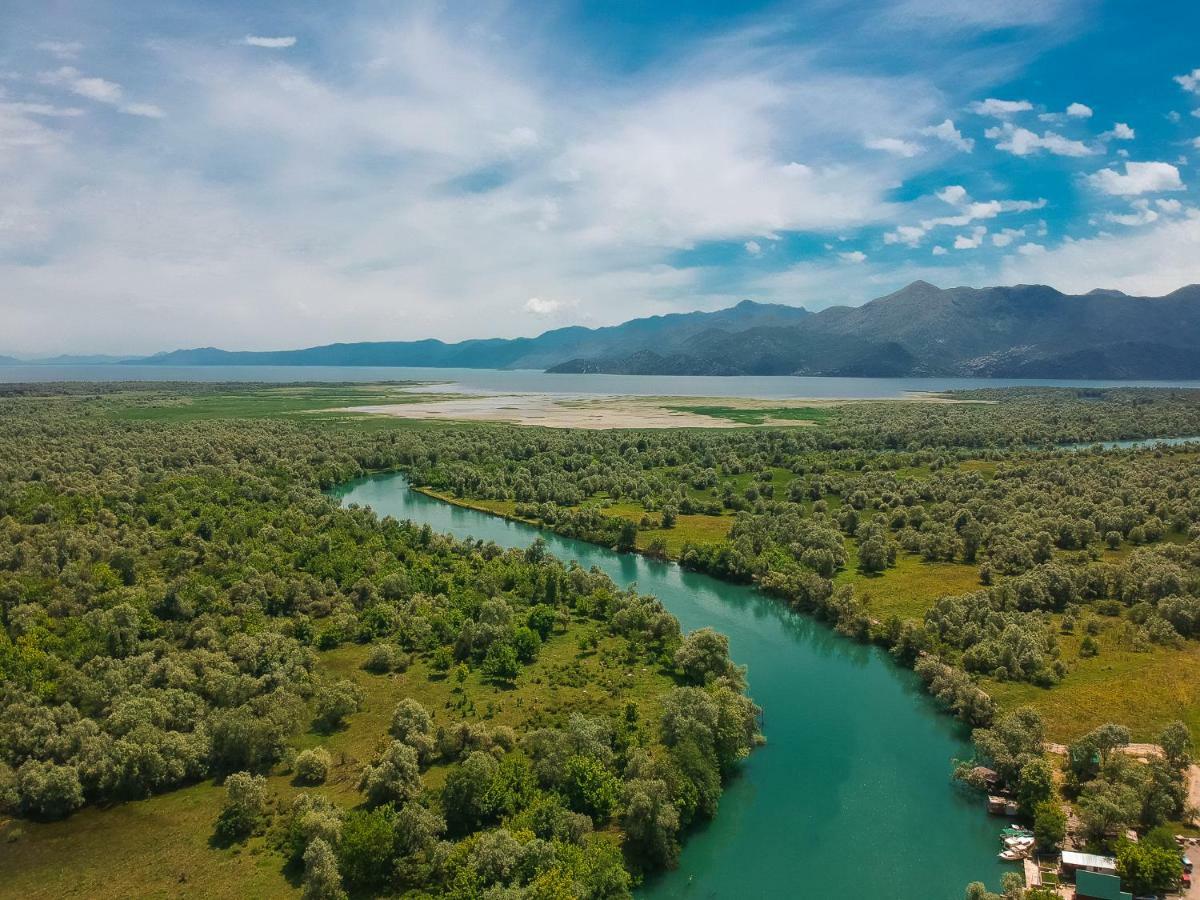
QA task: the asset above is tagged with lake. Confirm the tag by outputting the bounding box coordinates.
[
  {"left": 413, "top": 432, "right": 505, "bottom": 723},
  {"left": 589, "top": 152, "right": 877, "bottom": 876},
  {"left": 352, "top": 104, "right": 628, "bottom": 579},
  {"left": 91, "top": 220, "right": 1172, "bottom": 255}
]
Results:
[
  {"left": 4, "top": 363, "right": 1200, "bottom": 399},
  {"left": 332, "top": 472, "right": 1010, "bottom": 899}
]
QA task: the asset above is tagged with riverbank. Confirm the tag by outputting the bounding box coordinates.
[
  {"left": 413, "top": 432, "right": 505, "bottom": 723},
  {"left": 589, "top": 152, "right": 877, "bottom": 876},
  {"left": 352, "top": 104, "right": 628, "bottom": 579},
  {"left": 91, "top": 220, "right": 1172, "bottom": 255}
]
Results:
[{"left": 336, "top": 471, "right": 1011, "bottom": 897}]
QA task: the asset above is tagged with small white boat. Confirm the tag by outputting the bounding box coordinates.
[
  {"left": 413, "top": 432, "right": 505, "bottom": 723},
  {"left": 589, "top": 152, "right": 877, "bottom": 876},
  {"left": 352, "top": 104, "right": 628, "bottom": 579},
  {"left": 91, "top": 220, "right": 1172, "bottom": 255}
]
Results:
[
  {"left": 998, "top": 848, "right": 1027, "bottom": 861},
  {"left": 1004, "top": 836, "right": 1035, "bottom": 848}
]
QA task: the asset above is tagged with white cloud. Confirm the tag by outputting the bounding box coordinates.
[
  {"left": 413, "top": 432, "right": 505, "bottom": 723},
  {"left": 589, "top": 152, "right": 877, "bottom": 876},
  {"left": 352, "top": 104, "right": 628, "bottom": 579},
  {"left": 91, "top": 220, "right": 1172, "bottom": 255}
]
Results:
[
  {"left": 244, "top": 36, "right": 297, "bottom": 49},
  {"left": 991, "top": 227, "right": 1025, "bottom": 247},
  {"left": 1, "top": 102, "right": 84, "bottom": 118},
  {"left": 41, "top": 67, "right": 123, "bottom": 103},
  {"left": 36, "top": 41, "right": 83, "bottom": 61},
  {"left": 1016, "top": 242, "right": 1045, "bottom": 256},
  {"left": 1066, "top": 102, "right": 1093, "bottom": 118},
  {"left": 1105, "top": 199, "right": 1159, "bottom": 227},
  {"left": 1086, "top": 161, "right": 1185, "bottom": 196},
  {"left": 120, "top": 103, "right": 165, "bottom": 119},
  {"left": 864, "top": 137, "right": 923, "bottom": 157},
  {"left": 1193, "top": 137, "right": 1200, "bottom": 150},
  {"left": 931, "top": 245, "right": 947, "bottom": 255},
  {"left": 744, "top": 240, "right": 762, "bottom": 256},
  {"left": 1157, "top": 198, "right": 1184, "bottom": 214},
  {"left": 953, "top": 226, "right": 987, "bottom": 249},
  {"left": 1002, "top": 211, "right": 1200, "bottom": 295},
  {"left": 920, "top": 118, "right": 974, "bottom": 152},
  {"left": 1176, "top": 68, "right": 1200, "bottom": 94},
  {"left": 839, "top": 250, "right": 867, "bottom": 263},
  {"left": 935, "top": 185, "right": 968, "bottom": 205},
  {"left": 968, "top": 98, "right": 1032, "bottom": 117},
  {"left": 985, "top": 121, "right": 1094, "bottom": 157},
  {"left": 524, "top": 296, "right": 575, "bottom": 315},
  {"left": 1100, "top": 122, "right": 1134, "bottom": 141},
  {"left": 884, "top": 186, "right": 1045, "bottom": 247}
]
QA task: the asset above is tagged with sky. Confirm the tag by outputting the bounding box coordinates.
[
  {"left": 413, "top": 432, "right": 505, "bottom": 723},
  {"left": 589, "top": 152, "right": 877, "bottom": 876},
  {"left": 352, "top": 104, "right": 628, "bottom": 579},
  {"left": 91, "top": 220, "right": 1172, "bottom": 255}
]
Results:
[{"left": 2, "top": 0, "right": 1200, "bottom": 355}]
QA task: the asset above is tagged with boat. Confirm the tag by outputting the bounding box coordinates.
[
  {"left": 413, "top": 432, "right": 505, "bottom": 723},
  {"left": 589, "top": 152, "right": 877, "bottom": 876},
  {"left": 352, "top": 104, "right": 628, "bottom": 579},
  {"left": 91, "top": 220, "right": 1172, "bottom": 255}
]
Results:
[
  {"left": 1003, "top": 837, "right": 1035, "bottom": 849},
  {"left": 998, "top": 848, "right": 1028, "bottom": 861}
]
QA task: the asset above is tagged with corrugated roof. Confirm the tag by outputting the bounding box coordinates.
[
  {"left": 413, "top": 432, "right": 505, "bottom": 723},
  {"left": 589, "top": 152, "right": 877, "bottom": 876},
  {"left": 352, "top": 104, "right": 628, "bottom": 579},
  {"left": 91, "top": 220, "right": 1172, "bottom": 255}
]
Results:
[{"left": 1062, "top": 850, "right": 1117, "bottom": 870}]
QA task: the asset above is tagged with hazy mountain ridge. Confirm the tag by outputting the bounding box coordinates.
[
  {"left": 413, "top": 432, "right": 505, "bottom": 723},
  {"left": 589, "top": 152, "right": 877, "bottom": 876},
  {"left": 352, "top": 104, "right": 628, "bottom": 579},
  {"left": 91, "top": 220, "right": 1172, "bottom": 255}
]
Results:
[
  {"left": 547, "top": 282, "right": 1200, "bottom": 378},
  {"left": 11, "top": 282, "right": 1200, "bottom": 378},
  {"left": 127, "top": 299, "right": 811, "bottom": 370}
]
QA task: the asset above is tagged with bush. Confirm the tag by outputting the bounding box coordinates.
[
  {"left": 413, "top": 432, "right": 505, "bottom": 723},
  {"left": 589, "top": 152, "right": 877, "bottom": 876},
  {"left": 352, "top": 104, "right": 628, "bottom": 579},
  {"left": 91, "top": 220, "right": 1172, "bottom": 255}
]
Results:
[
  {"left": 214, "top": 772, "right": 268, "bottom": 844},
  {"left": 357, "top": 741, "right": 421, "bottom": 807},
  {"left": 294, "top": 748, "right": 332, "bottom": 785}
]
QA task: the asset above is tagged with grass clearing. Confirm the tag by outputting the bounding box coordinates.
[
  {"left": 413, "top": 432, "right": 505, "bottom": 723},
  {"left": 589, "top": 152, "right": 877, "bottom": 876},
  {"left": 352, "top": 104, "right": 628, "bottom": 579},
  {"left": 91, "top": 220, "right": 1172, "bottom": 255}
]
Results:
[
  {"left": 839, "top": 548, "right": 983, "bottom": 621},
  {"left": 665, "top": 405, "right": 833, "bottom": 426}
]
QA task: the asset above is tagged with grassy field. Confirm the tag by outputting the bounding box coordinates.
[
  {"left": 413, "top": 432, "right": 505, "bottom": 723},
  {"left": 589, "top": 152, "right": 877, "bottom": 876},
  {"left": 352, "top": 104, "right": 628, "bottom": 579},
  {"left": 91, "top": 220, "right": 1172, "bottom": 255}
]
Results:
[
  {"left": 102, "top": 384, "right": 454, "bottom": 424},
  {"left": 0, "top": 626, "right": 676, "bottom": 899},
  {"left": 664, "top": 405, "right": 834, "bottom": 426}
]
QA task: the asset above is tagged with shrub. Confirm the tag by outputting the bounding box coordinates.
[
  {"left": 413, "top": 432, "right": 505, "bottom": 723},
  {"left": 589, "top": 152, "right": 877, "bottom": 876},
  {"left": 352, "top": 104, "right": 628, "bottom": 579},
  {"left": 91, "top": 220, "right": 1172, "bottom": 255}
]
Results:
[{"left": 294, "top": 748, "right": 332, "bottom": 785}]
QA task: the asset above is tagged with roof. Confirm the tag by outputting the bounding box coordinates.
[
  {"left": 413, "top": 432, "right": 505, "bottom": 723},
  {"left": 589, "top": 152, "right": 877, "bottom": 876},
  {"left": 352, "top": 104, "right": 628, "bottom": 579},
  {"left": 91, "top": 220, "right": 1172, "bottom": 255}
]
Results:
[
  {"left": 1062, "top": 850, "right": 1118, "bottom": 871},
  {"left": 1075, "top": 869, "right": 1131, "bottom": 900}
]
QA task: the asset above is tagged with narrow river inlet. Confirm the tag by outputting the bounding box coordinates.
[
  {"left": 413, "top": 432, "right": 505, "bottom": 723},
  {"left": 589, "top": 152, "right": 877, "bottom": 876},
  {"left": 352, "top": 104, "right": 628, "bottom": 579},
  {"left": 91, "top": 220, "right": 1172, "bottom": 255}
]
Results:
[{"left": 333, "top": 473, "right": 1011, "bottom": 898}]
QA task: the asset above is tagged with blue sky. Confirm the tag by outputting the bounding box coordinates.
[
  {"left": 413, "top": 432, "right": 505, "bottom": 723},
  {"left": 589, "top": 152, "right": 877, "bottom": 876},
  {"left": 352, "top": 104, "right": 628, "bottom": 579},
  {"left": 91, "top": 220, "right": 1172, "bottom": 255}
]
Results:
[{"left": 2, "top": 0, "right": 1199, "bottom": 353}]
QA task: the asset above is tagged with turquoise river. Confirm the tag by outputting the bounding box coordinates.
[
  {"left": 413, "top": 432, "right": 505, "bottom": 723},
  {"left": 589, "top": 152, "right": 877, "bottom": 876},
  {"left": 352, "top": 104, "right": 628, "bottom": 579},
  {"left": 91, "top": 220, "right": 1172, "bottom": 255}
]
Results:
[{"left": 332, "top": 472, "right": 1010, "bottom": 899}]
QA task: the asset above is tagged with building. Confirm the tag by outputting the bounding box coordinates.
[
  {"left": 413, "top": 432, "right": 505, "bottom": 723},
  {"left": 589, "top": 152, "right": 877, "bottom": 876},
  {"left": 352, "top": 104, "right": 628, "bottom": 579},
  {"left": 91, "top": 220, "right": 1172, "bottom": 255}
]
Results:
[
  {"left": 1074, "top": 870, "right": 1132, "bottom": 900},
  {"left": 1061, "top": 850, "right": 1118, "bottom": 877}
]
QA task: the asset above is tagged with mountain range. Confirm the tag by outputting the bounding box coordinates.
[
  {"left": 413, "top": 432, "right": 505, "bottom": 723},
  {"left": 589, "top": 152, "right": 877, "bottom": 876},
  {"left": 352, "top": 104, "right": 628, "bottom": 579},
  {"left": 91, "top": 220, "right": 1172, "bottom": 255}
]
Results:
[{"left": 6, "top": 282, "right": 1200, "bottom": 378}]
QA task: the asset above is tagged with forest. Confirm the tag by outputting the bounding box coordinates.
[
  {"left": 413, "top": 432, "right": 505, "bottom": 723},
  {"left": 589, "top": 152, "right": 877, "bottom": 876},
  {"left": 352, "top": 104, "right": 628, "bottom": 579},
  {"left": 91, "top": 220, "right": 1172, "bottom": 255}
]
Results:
[
  {"left": 3, "top": 381, "right": 1200, "bottom": 898},
  {"left": 0, "top": 383, "right": 760, "bottom": 898}
]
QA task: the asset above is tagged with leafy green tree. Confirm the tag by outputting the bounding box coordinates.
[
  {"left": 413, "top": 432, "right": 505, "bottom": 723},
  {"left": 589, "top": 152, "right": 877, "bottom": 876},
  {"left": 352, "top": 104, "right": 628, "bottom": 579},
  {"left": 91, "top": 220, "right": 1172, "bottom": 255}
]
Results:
[
  {"left": 674, "top": 628, "right": 737, "bottom": 686},
  {"left": 1116, "top": 838, "right": 1183, "bottom": 895},
  {"left": 302, "top": 837, "right": 346, "bottom": 900},
  {"left": 482, "top": 642, "right": 521, "bottom": 682},
  {"left": 337, "top": 806, "right": 397, "bottom": 890},
  {"left": 357, "top": 741, "right": 421, "bottom": 807},
  {"left": 294, "top": 748, "right": 332, "bottom": 785},
  {"left": 1032, "top": 799, "right": 1066, "bottom": 849},
  {"left": 562, "top": 754, "right": 620, "bottom": 822},
  {"left": 214, "top": 771, "right": 268, "bottom": 844},
  {"left": 1016, "top": 757, "right": 1055, "bottom": 816}
]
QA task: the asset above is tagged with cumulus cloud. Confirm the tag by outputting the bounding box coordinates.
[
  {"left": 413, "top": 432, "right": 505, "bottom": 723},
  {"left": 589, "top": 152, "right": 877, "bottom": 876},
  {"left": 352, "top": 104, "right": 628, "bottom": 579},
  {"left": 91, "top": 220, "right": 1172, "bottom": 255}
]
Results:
[
  {"left": 839, "top": 250, "right": 867, "bottom": 263},
  {"left": 1086, "top": 161, "right": 1185, "bottom": 195},
  {"left": 991, "top": 227, "right": 1025, "bottom": 247},
  {"left": 36, "top": 66, "right": 162, "bottom": 117},
  {"left": 953, "top": 226, "right": 987, "bottom": 249},
  {"left": 864, "top": 137, "right": 923, "bottom": 157},
  {"left": 524, "top": 296, "right": 575, "bottom": 315},
  {"left": 985, "top": 121, "right": 1094, "bottom": 156},
  {"left": 1100, "top": 122, "right": 1135, "bottom": 141},
  {"left": 1016, "top": 242, "right": 1045, "bottom": 255},
  {"left": 1176, "top": 68, "right": 1200, "bottom": 94},
  {"left": 1066, "top": 102, "right": 1093, "bottom": 118},
  {"left": 1105, "top": 198, "right": 1159, "bottom": 226},
  {"left": 931, "top": 245, "right": 947, "bottom": 255},
  {"left": 1002, "top": 211, "right": 1200, "bottom": 295},
  {"left": 744, "top": 240, "right": 762, "bottom": 256},
  {"left": 968, "top": 98, "right": 1033, "bottom": 117},
  {"left": 884, "top": 186, "right": 1045, "bottom": 247},
  {"left": 244, "top": 35, "right": 297, "bottom": 48},
  {"left": 920, "top": 118, "right": 974, "bottom": 152}
]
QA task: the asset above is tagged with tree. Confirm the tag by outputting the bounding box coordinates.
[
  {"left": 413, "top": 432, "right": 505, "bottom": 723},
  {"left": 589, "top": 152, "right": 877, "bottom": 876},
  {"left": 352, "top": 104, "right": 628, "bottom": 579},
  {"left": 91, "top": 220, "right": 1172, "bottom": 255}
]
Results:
[
  {"left": 15, "top": 760, "right": 84, "bottom": 820},
  {"left": 616, "top": 521, "right": 638, "bottom": 552},
  {"left": 389, "top": 698, "right": 434, "bottom": 761},
  {"left": 338, "top": 806, "right": 397, "bottom": 890},
  {"left": 441, "top": 750, "right": 501, "bottom": 835},
  {"left": 562, "top": 755, "right": 620, "bottom": 822},
  {"left": 357, "top": 741, "right": 421, "bottom": 807},
  {"left": 313, "top": 680, "right": 363, "bottom": 733},
  {"left": 674, "top": 628, "right": 737, "bottom": 686},
  {"left": 1032, "top": 799, "right": 1066, "bottom": 849},
  {"left": 1016, "top": 758, "right": 1055, "bottom": 816},
  {"left": 1159, "top": 720, "right": 1193, "bottom": 770},
  {"left": 621, "top": 777, "right": 681, "bottom": 868},
  {"left": 1116, "top": 838, "right": 1183, "bottom": 895},
  {"left": 302, "top": 837, "right": 347, "bottom": 900},
  {"left": 214, "top": 772, "right": 268, "bottom": 844},
  {"left": 858, "top": 537, "right": 888, "bottom": 573},
  {"left": 661, "top": 506, "right": 677, "bottom": 529},
  {"left": 482, "top": 642, "right": 520, "bottom": 682},
  {"left": 294, "top": 748, "right": 332, "bottom": 785}
]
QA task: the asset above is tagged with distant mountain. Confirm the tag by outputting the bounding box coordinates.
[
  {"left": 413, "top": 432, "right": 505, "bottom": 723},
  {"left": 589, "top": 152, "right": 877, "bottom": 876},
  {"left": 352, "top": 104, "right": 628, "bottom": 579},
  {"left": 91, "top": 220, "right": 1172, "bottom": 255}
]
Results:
[
  {"left": 0, "top": 354, "right": 143, "bottom": 366},
  {"left": 547, "top": 282, "right": 1200, "bottom": 378},
  {"left": 95, "top": 281, "right": 1200, "bottom": 379},
  {"left": 0, "top": 355, "right": 21, "bottom": 366},
  {"left": 132, "top": 300, "right": 811, "bottom": 369}
]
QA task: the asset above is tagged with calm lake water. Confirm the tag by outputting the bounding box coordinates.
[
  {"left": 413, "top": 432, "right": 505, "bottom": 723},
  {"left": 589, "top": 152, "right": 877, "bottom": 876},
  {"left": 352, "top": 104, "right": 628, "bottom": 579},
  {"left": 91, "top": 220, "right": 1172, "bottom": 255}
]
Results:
[
  {"left": 332, "top": 473, "right": 1009, "bottom": 899},
  {"left": 5, "top": 364, "right": 1200, "bottom": 398}
]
